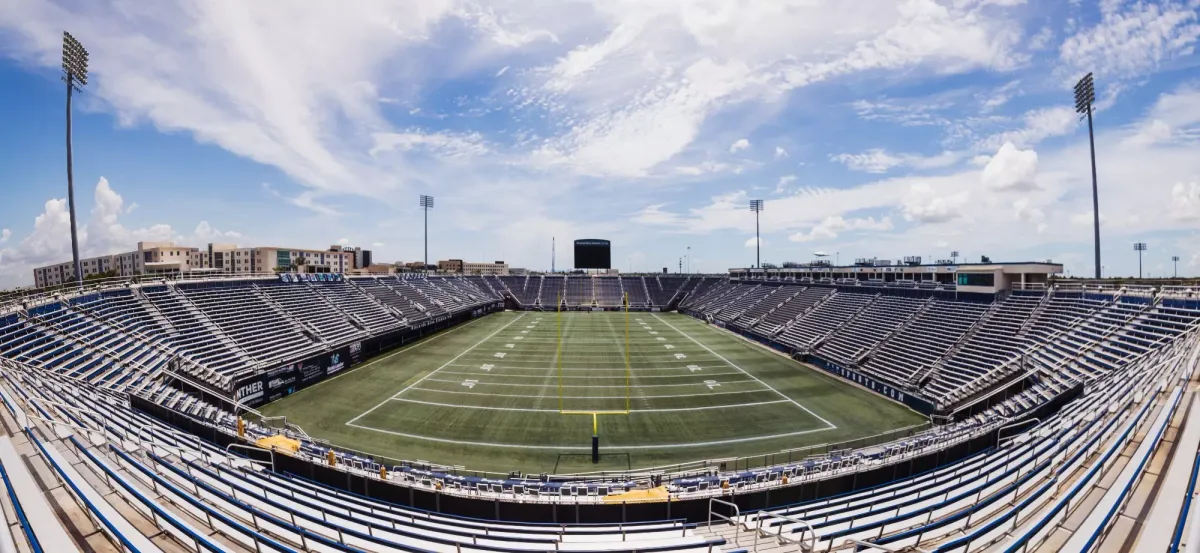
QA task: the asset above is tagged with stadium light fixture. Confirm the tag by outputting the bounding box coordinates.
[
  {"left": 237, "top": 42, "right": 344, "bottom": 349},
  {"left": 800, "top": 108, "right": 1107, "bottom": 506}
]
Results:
[
  {"left": 749, "top": 199, "right": 764, "bottom": 269},
  {"left": 1134, "top": 242, "right": 1147, "bottom": 279},
  {"left": 420, "top": 195, "right": 434, "bottom": 272},
  {"left": 62, "top": 31, "right": 89, "bottom": 286},
  {"left": 1172, "top": 255, "right": 1180, "bottom": 278},
  {"left": 1074, "top": 72, "right": 1101, "bottom": 280}
]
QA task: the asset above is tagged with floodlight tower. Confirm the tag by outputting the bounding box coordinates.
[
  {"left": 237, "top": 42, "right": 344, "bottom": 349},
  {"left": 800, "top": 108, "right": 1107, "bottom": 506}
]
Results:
[
  {"left": 1075, "top": 72, "right": 1101, "bottom": 280},
  {"left": 62, "top": 31, "right": 89, "bottom": 286},
  {"left": 1172, "top": 255, "right": 1180, "bottom": 278},
  {"left": 951, "top": 250, "right": 959, "bottom": 264},
  {"left": 420, "top": 195, "right": 434, "bottom": 271},
  {"left": 1134, "top": 242, "right": 1147, "bottom": 279},
  {"left": 750, "top": 199, "right": 764, "bottom": 268}
]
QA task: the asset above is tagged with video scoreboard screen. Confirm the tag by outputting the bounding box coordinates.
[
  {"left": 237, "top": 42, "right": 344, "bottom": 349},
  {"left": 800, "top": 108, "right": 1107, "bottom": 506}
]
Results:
[{"left": 574, "top": 239, "right": 611, "bottom": 269}]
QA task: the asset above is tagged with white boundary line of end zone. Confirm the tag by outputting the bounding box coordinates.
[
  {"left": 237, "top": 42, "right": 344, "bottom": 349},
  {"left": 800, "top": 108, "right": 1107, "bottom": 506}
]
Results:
[
  {"left": 345, "top": 421, "right": 832, "bottom": 450},
  {"left": 346, "top": 312, "right": 528, "bottom": 426},
  {"left": 652, "top": 313, "right": 838, "bottom": 430}
]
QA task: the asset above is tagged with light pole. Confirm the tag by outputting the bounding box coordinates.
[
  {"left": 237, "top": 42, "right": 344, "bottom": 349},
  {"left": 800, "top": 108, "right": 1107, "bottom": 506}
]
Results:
[
  {"left": 1134, "top": 242, "right": 1147, "bottom": 279},
  {"left": 1172, "top": 255, "right": 1180, "bottom": 278},
  {"left": 1075, "top": 72, "right": 1102, "bottom": 279},
  {"left": 687, "top": 246, "right": 691, "bottom": 274},
  {"left": 420, "top": 195, "right": 434, "bottom": 272},
  {"left": 750, "top": 199, "right": 764, "bottom": 268},
  {"left": 951, "top": 250, "right": 959, "bottom": 264},
  {"left": 62, "top": 32, "right": 89, "bottom": 286}
]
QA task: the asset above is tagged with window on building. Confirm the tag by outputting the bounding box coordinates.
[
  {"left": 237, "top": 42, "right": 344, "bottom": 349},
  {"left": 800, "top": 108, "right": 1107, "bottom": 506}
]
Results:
[{"left": 956, "top": 273, "right": 995, "bottom": 287}]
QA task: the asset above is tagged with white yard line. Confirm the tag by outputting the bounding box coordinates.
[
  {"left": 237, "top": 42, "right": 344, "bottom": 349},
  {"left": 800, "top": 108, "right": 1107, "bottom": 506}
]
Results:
[
  {"left": 388, "top": 397, "right": 791, "bottom": 413},
  {"left": 256, "top": 315, "right": 490, "bottom": 402},
  {"left": 433, "top": 370, "right": 747, "bottom": 380},
  {"left": 422, "top": 377, "right": 754, "bottom": 388},
  {"left": 346, "top": 312, "right": 528, "bottom": 426},
  {"left": 444, "top": 363, "right": 729, "bottom": 372},
  {"left": 409, "top": 386, "right": 778, "bottom": 399},
  {"left": 346, "top": 422, "right": 833, "bottom": 450},
  {"left": 653, "top": 313, "right": 838, "bottom": 430}
]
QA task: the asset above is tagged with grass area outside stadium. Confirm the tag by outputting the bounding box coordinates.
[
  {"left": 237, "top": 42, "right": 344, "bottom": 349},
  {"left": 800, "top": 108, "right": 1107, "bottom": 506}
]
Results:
[{"left": 257, "top": 311, "right": 926, "bottom": 475}]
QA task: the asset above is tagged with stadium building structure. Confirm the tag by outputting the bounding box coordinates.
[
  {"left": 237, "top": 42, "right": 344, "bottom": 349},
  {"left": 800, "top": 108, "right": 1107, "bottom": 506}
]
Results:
[{"left": 1, "top": 262, "right": 1199, "bottom": 551}]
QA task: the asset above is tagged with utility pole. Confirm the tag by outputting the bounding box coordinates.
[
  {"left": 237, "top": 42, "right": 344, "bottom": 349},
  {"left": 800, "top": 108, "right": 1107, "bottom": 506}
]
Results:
[
  {"left": 62, "top": 32, "right": 89, "bottom": 286},
  {"left": 1075, "top": 73, "right": 1102, "bottom": 279},
  {"left": 750, "top": 199, "right": 764, "bottom": 268},
  {"left": 1172, "top": 255, "right": 1180, "bottom": 278},
  {"left": 420, "top": 195, "right": 433, "bottom": 272},
  {"left": 1134, "top": 242, "right": 1147, "bottom": 279}
]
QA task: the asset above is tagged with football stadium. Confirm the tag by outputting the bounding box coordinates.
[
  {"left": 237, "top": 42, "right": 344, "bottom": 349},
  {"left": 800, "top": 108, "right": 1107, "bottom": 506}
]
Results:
[{"left": 4, "top": 4, "right": 1200, "bottom": 553}]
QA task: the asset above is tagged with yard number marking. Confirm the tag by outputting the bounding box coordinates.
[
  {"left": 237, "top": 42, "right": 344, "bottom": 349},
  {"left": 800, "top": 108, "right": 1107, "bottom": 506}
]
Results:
[
  {"left": 687, "top": 365, "right": 701, "bottom": 372},
  {"left": 505, "top": 343, "right": 515, "bottom": 348},
  {"left": 674, "top": 353, "right": 687, "bottom": 359},
  {"left": 463, "top": 380, "right": 479, "bottom": 389},
  {"left": 480, "top": 364, "right": 494, "bottom": 372},
  {"left": 494, "top": 352, "right": 507, "bottom": 358},
  {"left": 704, "top": 380, "right": 720, "bottom": 389},
  {"left": 664, "top": 344, "right": 675, "bottom": 349}
]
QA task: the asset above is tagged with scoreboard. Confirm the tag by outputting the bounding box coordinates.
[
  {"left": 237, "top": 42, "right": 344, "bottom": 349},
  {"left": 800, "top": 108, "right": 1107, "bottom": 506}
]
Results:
[{"left": 574, "top": 239, "right": 611, "bottom": 269}]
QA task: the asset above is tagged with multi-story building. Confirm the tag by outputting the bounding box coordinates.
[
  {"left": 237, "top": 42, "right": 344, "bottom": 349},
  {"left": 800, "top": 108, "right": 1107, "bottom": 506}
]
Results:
[
  {"left": 333, "top": 246, "right": 372, "bottom": 270},
  {"left": 206, "top": 244, "right": 352, "bottom": 275},
  {"left": 32, "top": 241, "right": 203, "bottom": 288},
  {"left": 32, "top": 242, "right": 355, "bottom": 287},
  {"left": 438, "top": 259, "right": 509, "bottom": 276}
]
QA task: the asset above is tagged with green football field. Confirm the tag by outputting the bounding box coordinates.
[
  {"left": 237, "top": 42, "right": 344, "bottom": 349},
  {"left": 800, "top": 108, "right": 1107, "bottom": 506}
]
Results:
[{"left": 257, "top": 311, "right": 926, "bottom": 474}]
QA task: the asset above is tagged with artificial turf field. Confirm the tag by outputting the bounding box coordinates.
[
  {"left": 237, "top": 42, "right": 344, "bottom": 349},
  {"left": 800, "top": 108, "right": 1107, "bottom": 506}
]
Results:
[{"left": 258, "top": 311, "right": 926, "bottom": 474}]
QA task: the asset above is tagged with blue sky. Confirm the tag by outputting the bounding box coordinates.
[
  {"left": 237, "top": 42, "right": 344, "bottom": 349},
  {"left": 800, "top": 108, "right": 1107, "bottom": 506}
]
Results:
[{"left": 1, "top": 0, "right": 1199, "bottom": 288}]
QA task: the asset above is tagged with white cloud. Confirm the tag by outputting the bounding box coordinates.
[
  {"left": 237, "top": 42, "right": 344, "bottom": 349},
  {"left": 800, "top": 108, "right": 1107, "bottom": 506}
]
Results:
[
  {"left": 774, "top": 146, "right": 788, "bottom": 159},
  {"left": 1172, "top": 182, "right": 1200, "bottom": 221},
  {"left": 0, "top": 178, "right": 246, "bottom": 287},
  {"left": 977, "top": 106, "right": 1077, "bottom": 150},
  {"left": 336, "top": 237, "right": 351, "bottom": 245},
  {"left": 372, "top": 241, "right": 386, "bottom": 247},
  {"left": 981, "top": 142, "right": 1038, "bottom": 191},
  {"left": 729, "top": 138, "right": 751, "bottom": 153},
  {"left": 495, "top": 65, "right": 510, "bottom": 77},
  {"left": 901, "top": 182, "right": 969, "bottom": 223},
  {"left": 774, "top": 175, "right": 798, "bottom": 195},
  {"left": 831, "top": 149, "right": 961, "bottom": 173},
  {"left": 1012, "top": 198, "right": 1047, "bottom": 233},
  {"left": 789, "top": 216, "right": 893, "bottom": 242},
  {"left": 0, "top": 229, "right": 9, "bottom": 244},
  {"left": 1059, "top": 0, "right": 1200, "bottom": 81},
  {"left": 126, "top": 202, "right": 139, "bottom": 214},
  {"left": 978, "top": 80, "right": 1022, "bottom": 113},
  {"left": 744, "top": 236, "right": 765, "bottom": 248}
]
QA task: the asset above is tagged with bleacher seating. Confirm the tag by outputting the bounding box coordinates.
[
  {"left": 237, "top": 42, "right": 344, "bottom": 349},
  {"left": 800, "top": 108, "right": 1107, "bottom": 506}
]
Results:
[
  {"left": 2, "top": 271, "right": 1200, "bottom": 552},
  {"left": 594, "top": 277, "right": 624, "bottom": 306},
  {"left": 565, "top": 276, "right": 593, "bottom": 306},
  {"left": 539, "top": 276, "right": 564, "bottom": 308},
  {"left": 753, "top": 287, "right": 831, "bottom": 336}
]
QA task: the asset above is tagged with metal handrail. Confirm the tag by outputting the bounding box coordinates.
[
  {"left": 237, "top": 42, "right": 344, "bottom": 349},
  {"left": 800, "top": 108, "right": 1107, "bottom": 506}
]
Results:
[
  {"left": 760, "top": 512, "right": 815, "bottom": 552},
  {"left": 842, "top": 537, "right": 932, "bottom": 552},
  {"left": 708, "top": 498, "right": 743, "bottom": 547},
  {"left": 226, "top": 443, "right": 275, "bottom": 472}
]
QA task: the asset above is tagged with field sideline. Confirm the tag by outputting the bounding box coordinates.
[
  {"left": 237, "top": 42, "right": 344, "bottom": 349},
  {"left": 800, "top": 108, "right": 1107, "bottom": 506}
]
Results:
[{"left": 258, "top": 311, "right": 926, "bottom": 474}]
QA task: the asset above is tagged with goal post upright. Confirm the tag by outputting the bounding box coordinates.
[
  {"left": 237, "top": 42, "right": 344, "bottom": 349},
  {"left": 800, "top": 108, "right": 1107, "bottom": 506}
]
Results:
[
  {"left": 557, "top": 291, "right": 566, "bottom": 413},
  {"left": 624, "top": 291, "right": 631, "bottom": 414}
]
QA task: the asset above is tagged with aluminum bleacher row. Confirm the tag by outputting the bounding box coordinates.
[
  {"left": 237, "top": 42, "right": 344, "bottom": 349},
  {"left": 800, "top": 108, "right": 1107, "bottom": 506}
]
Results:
[
  {"left": 0, "top": 357, "right": 737, "bottom": 553},
  {"left": 2, "top": 318, "right": 1197, "bottom": 551},
  {"left": 716, "top": 328, "right": 1199, "bottom": 551},
  {"left": 680, "top": 280, "right": 1200, "bottom": 412},
  {"left": 0, "top": 274, "right": 501, "bottom": 397}
]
